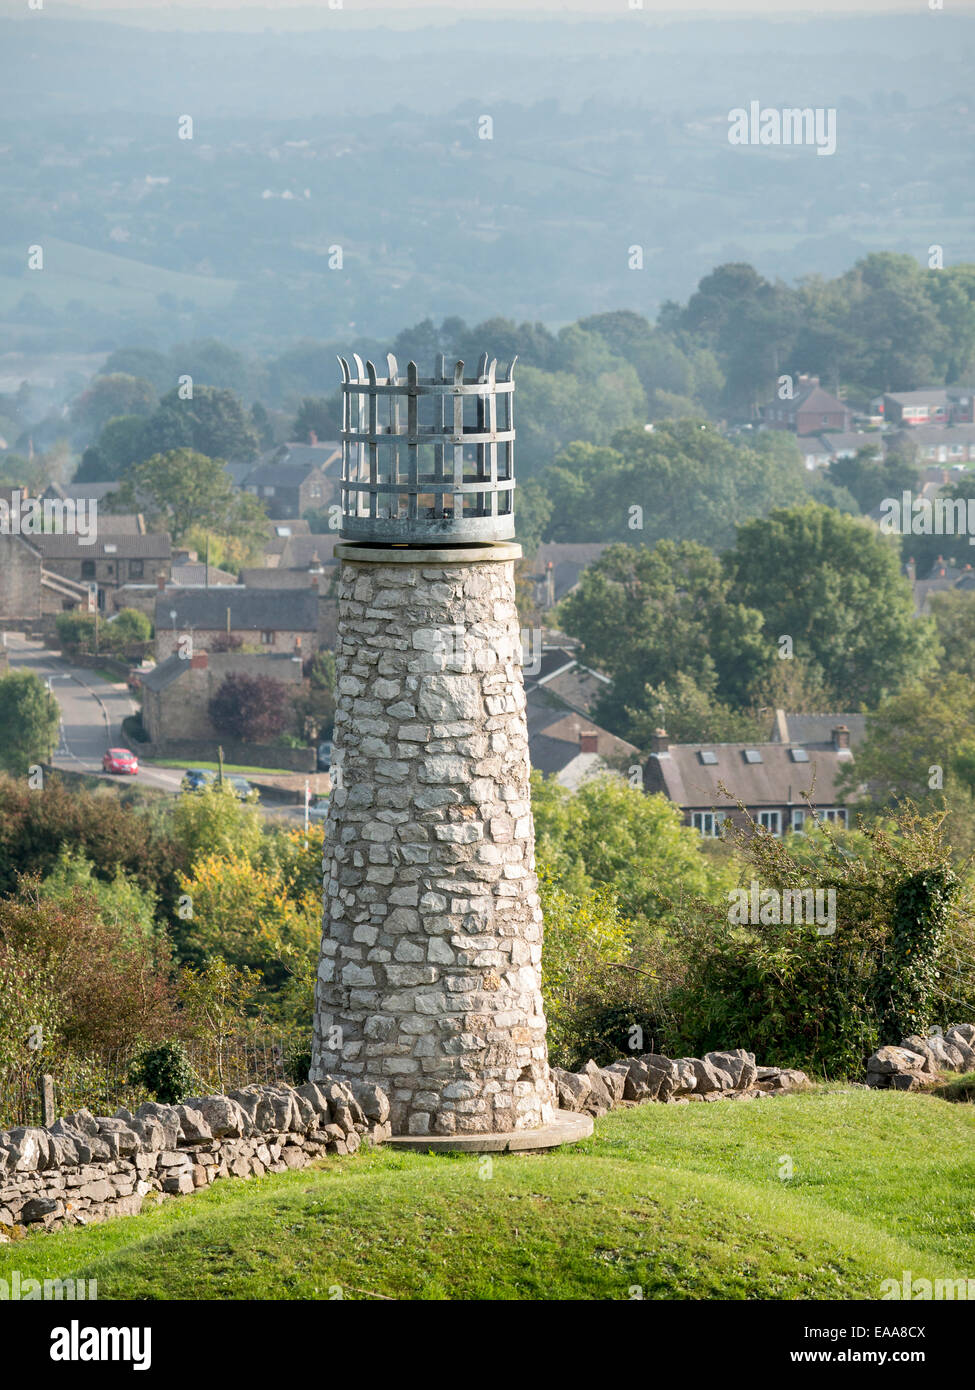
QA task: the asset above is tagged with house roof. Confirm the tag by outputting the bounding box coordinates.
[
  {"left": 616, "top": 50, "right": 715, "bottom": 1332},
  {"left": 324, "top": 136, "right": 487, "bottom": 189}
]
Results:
[
  {"left": 170, "top": 564, "right": 238, "bottom": 586},
  {"left": 647, "top": 738, "right": 852, "bottom": 810},
  {"left": 279, "top": 534, "right": 340, "bottom": 569},
  {"left": 526, "top": 688, "right": 638, "bottom": 781},
  {"left": 888, "top": 424, "right": 975, "bottom": 447},
  {"left": 31, "top": 532, "right": 171, "bottom": 559},
  {"left": 154, "top": 586, "right": 319, "bottom": 632},
  {"left": 820, "top": 432, "right": 882, "bottom": 457},
  {"left": 532, "top": 543, "right": 610, "bottom": 603},
  {"left": 140, "top": 654, "right": 187, "bottom": 693},
  {"left": 523, "top": 646, "right": 610, "bottom": 717},
  {"left": 245, "top": 443, "right": 341, "bottom": 489},
  {"left": 885, "top": 389, "right": 950, "bottom": 408},
  {"left": 769, "top": 711, "right": 867, "bottom": 749},
  {"left": 43, "top": 481, "right": 120, "bottom": 503}
]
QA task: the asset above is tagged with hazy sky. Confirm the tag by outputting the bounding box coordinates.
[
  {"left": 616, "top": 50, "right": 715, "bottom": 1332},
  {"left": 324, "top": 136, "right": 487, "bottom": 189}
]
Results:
[{"left": 36, "top": 0, "right": 961, "bottom": 14}]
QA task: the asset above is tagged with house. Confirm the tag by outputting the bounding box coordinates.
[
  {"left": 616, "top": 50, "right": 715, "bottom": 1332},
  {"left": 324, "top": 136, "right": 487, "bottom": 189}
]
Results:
[
  {"left": 261, "top": 519, "right": 312, "bottom": 566},
  {"left": 530, "top": 543, "right": 610, "bottom": 611},
  {"left": 886, "top": 425, "right": 975, "bottom": 465},
  {"left": 522, "top": 645, "right": 611, "bottom": 718},
  {"left": 141, "top": 649, "right": 303, "bottom": 747},
  {"left": 819, "top": 431, "right": 883, "bottom": 463},
  {"left": 906, "top": 557, "right": 975, "bottom": 615},
  {"left": 883, "top": 388, "right": 975, "bottom": 429},
  {"left": 643, "top": 726, "right": 855, "bottom": 836},
  {"left": 526, "top": 689, "right": 640, "bottom": 789},
  {"left": 28, "top": 532, "right": 172, "bottom": 609},
  {"left": 763, "top": 375, "right": 852, "bottom": 436},
  {"left": 795, "top": 437, "right": 831, "bottom": 470},
  {"left": 154, "top": 586, "right": 320, "bottom": 660},
  {"left": 0, "top": 535, "right": 91, "bottom": 620},
  {"left": 768, "top": 709, "right": 867, "bottom": 752},
  {"left": 242, "top": 443, "right": 341, "bottom": 519}
]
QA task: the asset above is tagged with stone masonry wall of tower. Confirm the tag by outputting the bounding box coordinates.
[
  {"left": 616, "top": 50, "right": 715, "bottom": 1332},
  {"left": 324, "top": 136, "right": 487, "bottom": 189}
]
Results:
[{"left": 311, "top": 550, "right": 557, "bottom": 1136}]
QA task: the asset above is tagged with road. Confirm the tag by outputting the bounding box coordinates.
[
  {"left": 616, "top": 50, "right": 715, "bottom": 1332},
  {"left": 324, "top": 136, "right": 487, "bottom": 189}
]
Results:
[
  {"left": 3, "top": 633, "right": 313, "bottom": 822},
  {"left": 4, "top": 631, "right": 184, "bottom": 793}
]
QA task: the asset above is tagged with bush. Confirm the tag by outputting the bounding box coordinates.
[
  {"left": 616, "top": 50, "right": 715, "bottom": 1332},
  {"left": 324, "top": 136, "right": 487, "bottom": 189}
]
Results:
[{"left": 128, "top": 1041, "right": 196, "bottom": 1104}]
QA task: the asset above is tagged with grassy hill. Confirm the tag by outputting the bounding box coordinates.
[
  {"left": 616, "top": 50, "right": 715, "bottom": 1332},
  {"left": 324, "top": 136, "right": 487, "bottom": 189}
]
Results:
[{"left": 2, "top": 1088, "right": 972, "bottom": 1301}]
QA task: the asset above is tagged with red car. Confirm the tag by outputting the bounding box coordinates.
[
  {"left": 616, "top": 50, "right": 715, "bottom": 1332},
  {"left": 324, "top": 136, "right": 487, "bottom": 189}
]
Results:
[{"left": 102, "top": 748, "right": 139, "bottom": 775}]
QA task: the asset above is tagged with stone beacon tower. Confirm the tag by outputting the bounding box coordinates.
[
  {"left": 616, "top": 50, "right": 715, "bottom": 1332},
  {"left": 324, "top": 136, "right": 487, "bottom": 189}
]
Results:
[{"left": 311, "top": 352, "right": 581, "bottom": 1149}]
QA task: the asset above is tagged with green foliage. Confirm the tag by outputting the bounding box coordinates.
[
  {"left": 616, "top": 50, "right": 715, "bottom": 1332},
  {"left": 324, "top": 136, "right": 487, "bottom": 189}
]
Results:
[
  {"left": 543, "top": 422, "right": 807, "bottom": 549},
  {"left": 669, "top": 806, "right": 961, "bottom": 1078},
  {"left": 0, "top": 671, "right": 61, "bottom": 775},
  {"left": 128, "top": 1040, "right": 196, "bottom": 1105},
  {"left": 558, "top": 539, "right": 772, "bottom": 738},
  {"left": 167, "top": 782, "right": 265, "bottom": 868},
  {"left": 114, "top": 447, "right": 269, "bottom": 551},
  {"left": 37, "top": 848, "right": 159, "bottom": 949},
  {"left": 726, "top": 503, "right": 934, "bottom": 708},
  {"left": 829, "top": 444, "right": 915, "bottom": 515},
  {"left": 532, "top": 772, "right": 735, "bottom": 933},
  {"left": 539, "top": 872, "right": 632, "bottom": 1068},
  {"left": 875, "top": 867, "right": 957, "bottom": 1044}
]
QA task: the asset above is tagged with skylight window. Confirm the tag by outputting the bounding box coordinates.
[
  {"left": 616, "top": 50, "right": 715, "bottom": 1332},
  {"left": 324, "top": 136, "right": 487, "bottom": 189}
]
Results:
[
  {"left": 790, "top": 748, "right": 810, "bottom": 762},
  {"left": 743, "top": 749, "right": 763, "bottom": 764},
  {"left": 698, "top": 750, "right": 718, "bottom": 765}
]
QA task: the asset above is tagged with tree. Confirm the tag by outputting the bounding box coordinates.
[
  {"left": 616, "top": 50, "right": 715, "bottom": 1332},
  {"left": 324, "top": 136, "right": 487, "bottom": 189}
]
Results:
[
  {"left": 74, "top": 415, "right": 149, "bottom": 482},
  {"left": 116, "top": 448, "right": 269, "bottom": 550},
  {"left": 142, "top": 385, "right": 260, "bottom": 463},
  {"left": 208, "top": 673, "right": 292, "bottom": 743},
  {"left": 726, "top": 504, "right": 934, "bottom": 708},
  {"left": 531, "top": 772, "right": 735, "bottom": 933},
  {"left": 830, "top": 444, "right": 916, "bottom": 515},
  {"left": 0, "top": 671, "right": 61, "bottom": 774},
  {"left": 558, "top": 540, "right": 773, "bottom": 737},
  {"left": 69, "top": 373, "right": 157, "bottom": 442},
  {"left": 168, "top": 781, "right": 264, "bottom": 869},
  {"left": 291, "top": 396, "right": 340, "bottom": 442}
]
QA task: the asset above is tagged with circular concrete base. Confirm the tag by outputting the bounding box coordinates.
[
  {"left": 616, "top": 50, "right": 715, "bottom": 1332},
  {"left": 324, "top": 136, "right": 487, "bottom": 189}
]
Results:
[
  {"left": 384, "top": 1110, "right": 594, "bottom": 1154},
  {"left": 334, "top": 540, "right": 522, "bottom": 565}
]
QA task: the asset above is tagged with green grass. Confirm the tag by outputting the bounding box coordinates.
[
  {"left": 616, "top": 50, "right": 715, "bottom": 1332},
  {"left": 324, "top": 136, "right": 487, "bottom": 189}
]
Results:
[{"left": 2, "top": 1089, "right": 972, "bottom": 1300}]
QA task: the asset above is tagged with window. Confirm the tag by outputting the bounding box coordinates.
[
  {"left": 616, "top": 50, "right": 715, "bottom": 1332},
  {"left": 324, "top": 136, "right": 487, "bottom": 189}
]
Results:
[
  {"left": 261, "top": 631, "right": 275, "bottom": 645},
  {"left": 822, "top": 808, "right": 848, "bottom": 827},
  {"left": 757, "top": 810, "right": 781, "bottom": 835},
  {"left": 129, "top": 559, "right": 144, "bottom": 579},
  {"left": 698, "top": 750, "right": 719, "bottom": 765},
  {"left": 691, "top": 812, "right": 724, "bottom": 837},
  {"left": 743, "top": 749, "right": 763, "bottom": 764},
  {"left": 81, "top": 560, "right": 95, "bottom": 579},
  {"left": 790, "top": 747, "right": 810, "bottom": 763},
  {"left": 792, "top": 808, "right": 806, "bottom": 831}
]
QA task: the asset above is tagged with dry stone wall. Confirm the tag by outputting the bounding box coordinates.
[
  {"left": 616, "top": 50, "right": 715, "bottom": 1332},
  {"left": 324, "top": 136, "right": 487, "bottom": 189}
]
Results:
[
  {"left": 0, "top": 1078, "right": 390, "bottom": 1239},
  {"left": 313, "top": 552, "right": 556, "bottom": 1137},
  {"left": 553, "top": 1048, "right": 811, "bottom": 1117},
  {"left": 866, "top": 1023, "right": 975, "bottom": 1089}
]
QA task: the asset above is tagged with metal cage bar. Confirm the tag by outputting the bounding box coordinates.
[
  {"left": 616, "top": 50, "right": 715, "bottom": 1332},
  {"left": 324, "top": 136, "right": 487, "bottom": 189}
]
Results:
[{"left": 337, "top": 354, "right": 517, "bottom": 543}]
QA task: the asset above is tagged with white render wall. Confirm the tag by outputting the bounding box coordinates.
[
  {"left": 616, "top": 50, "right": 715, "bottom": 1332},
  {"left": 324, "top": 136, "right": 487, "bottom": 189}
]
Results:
[{"left": 312, "top": 547, "right": 556, "bottom": 1136}]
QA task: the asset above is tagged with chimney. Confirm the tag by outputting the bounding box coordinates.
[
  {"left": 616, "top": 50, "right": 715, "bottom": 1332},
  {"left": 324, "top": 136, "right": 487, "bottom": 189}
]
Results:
[
  {"left": 905, "top": 556, "right": 916, "bottom": 582},
  {"left": 579, "top": 730, "right": 598, "bottom": 754},
  {"left": 190, "top": 652, "right": 208, "bottom": 670},
  {"left": 309, "top": 429, "right": 318, "bottom": 445},
  {"left": 294, "top": 636, "right": 302, "bottom": 655},
  {"left": 651, "top": 727, "right": 669, "bottom": 753},
  {"left": 156, "top": 573, "right": 167, "bottom": 591},
  {"left": 832, "top": 724, "right": 850, "bottom": 751}
]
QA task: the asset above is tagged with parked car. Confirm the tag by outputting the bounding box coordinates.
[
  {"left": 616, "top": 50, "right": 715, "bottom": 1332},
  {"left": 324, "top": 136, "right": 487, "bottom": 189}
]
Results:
[
  {"left": 180, "top": 768, "right": 217, "bottom": 793},
  {"left": 317, "top": 740, "right": 333, "bottom": 771},
  {"left": 102, "top": 747, "right": 139, "bottom": 775},
  {"left": 227, "top": 775, "right": 256, "bottom": 801},
  {"left": 307, "top": 794, "right": 329, "bottom": 819}
]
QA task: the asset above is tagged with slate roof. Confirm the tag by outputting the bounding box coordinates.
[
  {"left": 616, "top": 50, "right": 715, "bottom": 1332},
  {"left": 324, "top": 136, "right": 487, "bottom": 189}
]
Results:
[
  {"left": 140, "top": 654, "right": 187, "bottom": 693},
  {"left": 154, "top": 586, "right": 318, "bottom": 632},
  {"left": 769, "top": 712, "right": 867, "bottom": 749},
  {"left": 31, "top": 532, "right": 171, "bottom": 558},
  {"left": 646, "top": 739, "right": 852, "bottom": 810}
]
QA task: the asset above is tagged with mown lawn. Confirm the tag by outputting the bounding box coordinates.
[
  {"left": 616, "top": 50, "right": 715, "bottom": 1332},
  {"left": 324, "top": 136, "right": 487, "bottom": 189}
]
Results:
[{"left": 2, "top": 1088, "right": 972, "bottom": 1301}]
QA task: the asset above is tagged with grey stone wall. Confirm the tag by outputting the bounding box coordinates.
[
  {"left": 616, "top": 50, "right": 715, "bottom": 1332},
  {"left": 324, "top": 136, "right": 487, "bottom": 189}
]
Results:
[
  {"left": 0, "top": 535, "right": 42, "bottom": 620},
  {"left": 0, "top": 1079, "right": 389, "bottom": 1238},
  {"left": 312, "top": 551, "right": 556, "bottom": 1136}
]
